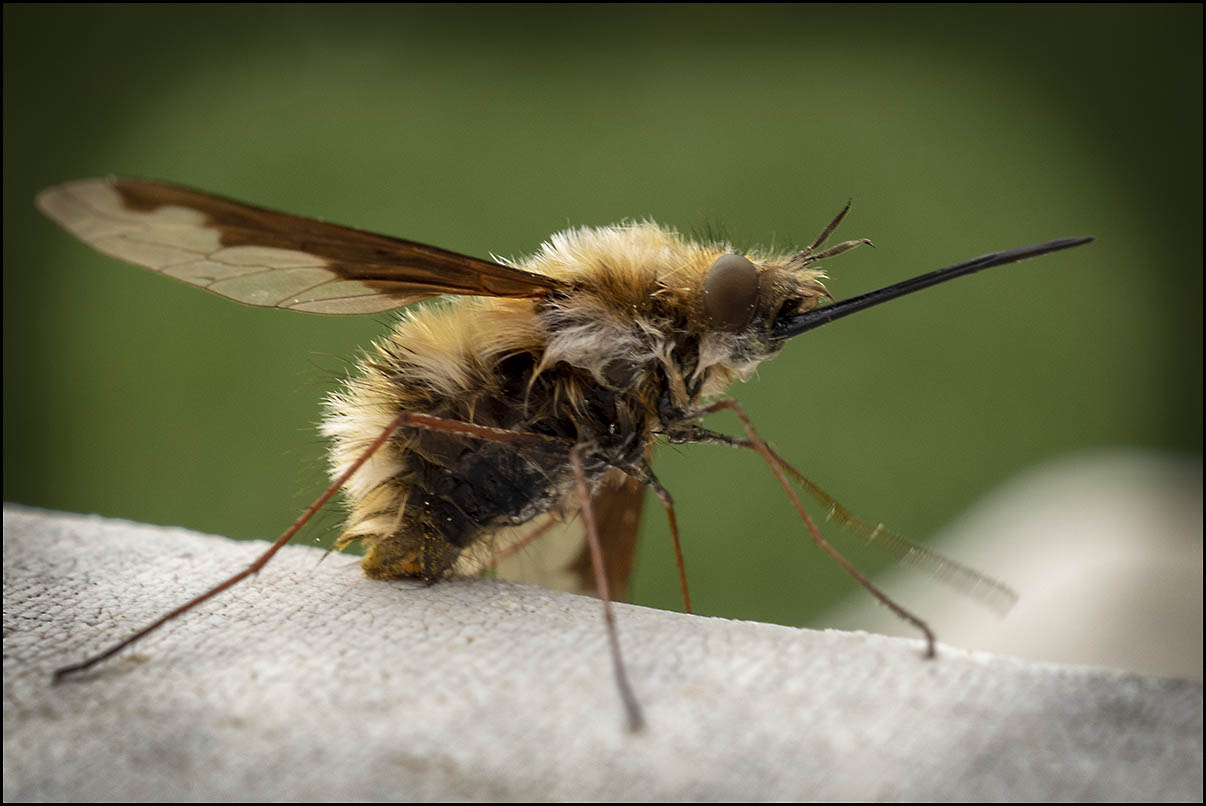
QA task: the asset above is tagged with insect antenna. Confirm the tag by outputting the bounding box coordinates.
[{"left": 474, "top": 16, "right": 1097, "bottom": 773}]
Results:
[{"left": 788, "top": 200, "right": 874, "bottom": 268}]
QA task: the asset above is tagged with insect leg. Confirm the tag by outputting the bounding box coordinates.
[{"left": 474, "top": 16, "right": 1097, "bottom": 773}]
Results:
[
  {"left": 53, "top": 411, "right": 570, "bottom": 682},
  {"left": 617, "top": 462, "right": 692, "bottom": 615},
  {"left": 692, "top": 399, "right": 939, "bottom": 658},
  {"left": 680, "top": 425, "right": 1017, "bottom": 614},
  {"left": 570, "top": 443, "right": 646, "bottom": 733}
]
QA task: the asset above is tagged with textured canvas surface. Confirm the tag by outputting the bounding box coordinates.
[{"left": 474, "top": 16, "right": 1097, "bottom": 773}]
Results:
[{"left": 4, "top": 506, "right": 1202, "bottom": 801}]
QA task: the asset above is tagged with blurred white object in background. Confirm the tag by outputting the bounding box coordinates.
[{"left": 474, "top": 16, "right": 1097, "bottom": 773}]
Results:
[{"left": 821, "top": 451, "right": 1203, "bottom": 680}]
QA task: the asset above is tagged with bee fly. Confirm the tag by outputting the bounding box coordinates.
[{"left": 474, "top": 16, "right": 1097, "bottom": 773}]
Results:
[{"left": 38, "top": 177, "right": 1092, "bottom": 731}]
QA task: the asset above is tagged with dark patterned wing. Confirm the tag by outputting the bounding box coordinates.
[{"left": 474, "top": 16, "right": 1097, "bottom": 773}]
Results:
[{"left": 37, "top": 177, "right": 566, "bottom": 314}]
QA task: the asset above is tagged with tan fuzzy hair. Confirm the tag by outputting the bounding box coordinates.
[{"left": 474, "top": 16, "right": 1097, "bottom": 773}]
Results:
[{"left": 321, "top": 221, "right": 827, "bottom": 576}]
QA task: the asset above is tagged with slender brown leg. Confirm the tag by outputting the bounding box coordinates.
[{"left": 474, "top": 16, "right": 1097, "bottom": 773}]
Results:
[
  {"left": 570, "top": 443, "right": 646, "bottom": 732},
  {"left": 696, "top": 399, "right": 938, "bottom": 658},
  {"left": 622, "top": 463, "right": 692, "bottom": 615},
  {"left": 680, "top": 426, "right": 1016, "bottom": 615},
  {"left": 54, "top": 411, "right": 571, "bottom": 682},
  {"left": 483, "top": 478, "right": 669, "bottom": 608},
  {"left": 650, "top": 482, "right": 691, "bottom": 616}
]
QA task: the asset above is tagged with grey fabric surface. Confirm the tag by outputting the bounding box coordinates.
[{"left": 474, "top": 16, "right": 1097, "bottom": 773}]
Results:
[
  {"left": 823, "top": 452, "right": 1203, "bottom": 681},
  {"left": 4, "top": 505, "right": 1202, "bottom": 801}
]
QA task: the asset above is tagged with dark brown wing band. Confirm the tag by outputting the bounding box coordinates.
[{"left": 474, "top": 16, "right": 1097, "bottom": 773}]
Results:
[{"left": 37, "top": 177, "right": 566, "bottom": 314}]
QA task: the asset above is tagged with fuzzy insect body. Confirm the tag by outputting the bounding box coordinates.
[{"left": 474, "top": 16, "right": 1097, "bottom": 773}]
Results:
[{"left": 323, "top": 223, "right": 829, "bottom": 584}]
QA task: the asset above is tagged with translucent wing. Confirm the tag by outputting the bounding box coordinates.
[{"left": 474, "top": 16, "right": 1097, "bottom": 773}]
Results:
[{"left": 36, "top": 177, "right": 566, "bottom": 314}]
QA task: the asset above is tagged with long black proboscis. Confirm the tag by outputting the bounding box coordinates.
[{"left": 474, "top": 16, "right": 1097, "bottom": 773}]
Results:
[{"left": 776, "top": 236, "right": 1094, "bottom": 340}]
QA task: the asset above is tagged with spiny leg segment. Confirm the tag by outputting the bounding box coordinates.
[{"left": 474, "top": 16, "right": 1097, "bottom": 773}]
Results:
[
  {"left": 683, "top": 422, "right": 1017, "bottom": 615},
  {"left": 694, "top": 398, "right": 939, "bottom": 658},
  {"left": 621, "top": 462, "right": 692, "bottom": 615},
  {"left": 52, "top": 411, "right": 573, "bottom": 680}
]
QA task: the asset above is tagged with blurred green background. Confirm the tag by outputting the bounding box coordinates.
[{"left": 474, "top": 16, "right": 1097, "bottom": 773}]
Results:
[{"left": 4, "top": 5, "right": 1201, "bottom": 629}]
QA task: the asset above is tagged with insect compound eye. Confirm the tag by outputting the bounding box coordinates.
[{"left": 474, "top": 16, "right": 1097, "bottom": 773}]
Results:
[{"left": 703, "top": 254, "right": 760, "bottom": 331}]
